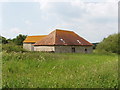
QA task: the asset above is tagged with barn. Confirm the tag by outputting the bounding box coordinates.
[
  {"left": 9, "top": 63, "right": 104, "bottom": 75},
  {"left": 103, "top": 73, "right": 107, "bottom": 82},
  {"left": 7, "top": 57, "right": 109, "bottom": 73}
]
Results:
[
  {"left": 23, "top": 29, "right": 93, "bottom": 53},
  {"left": 34, "top": 29, "right": 93, "bottom": 53}
]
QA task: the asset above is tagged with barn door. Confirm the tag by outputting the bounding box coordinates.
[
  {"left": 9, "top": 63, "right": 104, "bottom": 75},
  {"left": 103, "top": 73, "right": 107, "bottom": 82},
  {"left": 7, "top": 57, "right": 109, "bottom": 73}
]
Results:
[
  {"left": 72, "top": 47, "right": 75, "bottom": 53},
  {"left": 85, "top": 48, "right": 87, "bottom": 53}
]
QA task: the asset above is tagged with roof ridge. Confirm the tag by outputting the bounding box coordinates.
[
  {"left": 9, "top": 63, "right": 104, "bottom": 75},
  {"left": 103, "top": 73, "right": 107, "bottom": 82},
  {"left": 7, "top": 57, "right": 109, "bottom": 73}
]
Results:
[
  {"left": 73, "top": 32, "right": 93, "bottom": 45},
  {"left": 28, "top": 35, "right": 47, "bottom": 37},
  {"left": 55, "top": 29, "right": 73, "bottom": 32}
]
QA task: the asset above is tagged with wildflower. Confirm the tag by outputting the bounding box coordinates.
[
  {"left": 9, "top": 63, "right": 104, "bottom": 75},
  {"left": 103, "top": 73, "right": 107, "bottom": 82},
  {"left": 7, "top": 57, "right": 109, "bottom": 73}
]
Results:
[{"left": 52, "top": 66, "right": 56, "bottom": 70}]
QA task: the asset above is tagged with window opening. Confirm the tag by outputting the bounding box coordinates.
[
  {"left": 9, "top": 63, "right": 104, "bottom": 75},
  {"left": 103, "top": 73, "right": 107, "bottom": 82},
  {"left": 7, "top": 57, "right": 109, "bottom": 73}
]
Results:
[{"left": 72, "top": 47, "right": 75, "bottom": 53}]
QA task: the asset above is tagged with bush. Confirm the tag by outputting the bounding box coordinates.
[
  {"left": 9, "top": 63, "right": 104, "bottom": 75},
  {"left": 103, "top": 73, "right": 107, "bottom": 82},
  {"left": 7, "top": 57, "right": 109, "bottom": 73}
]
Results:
[
  {"left": 92, "top": 43, "right": 99, "bottom": 49},
  {"left": 96, "top": 33, "right": 120, "bottom": 54},
  {"left": 13, "top": 34, "right": 27, "bottom": 45},
  {"left": 0, "top": 36, "right": 8, "bottom": 44},
  {"left": 2, "top": 43, "right": 26, "bottom": 53}
]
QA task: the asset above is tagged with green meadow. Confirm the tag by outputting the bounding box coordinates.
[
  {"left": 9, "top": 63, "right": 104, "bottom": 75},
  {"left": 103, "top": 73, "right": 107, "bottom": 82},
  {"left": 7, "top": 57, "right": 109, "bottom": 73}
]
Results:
[{"left": 2, "top": 51, "right": 118, "bottom": 88}]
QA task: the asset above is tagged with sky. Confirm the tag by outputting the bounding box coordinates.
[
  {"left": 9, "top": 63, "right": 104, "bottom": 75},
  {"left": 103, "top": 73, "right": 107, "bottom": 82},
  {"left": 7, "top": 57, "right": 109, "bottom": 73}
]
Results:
[{"left": 0, "top": 0, "right": 118, "bottom": 43}]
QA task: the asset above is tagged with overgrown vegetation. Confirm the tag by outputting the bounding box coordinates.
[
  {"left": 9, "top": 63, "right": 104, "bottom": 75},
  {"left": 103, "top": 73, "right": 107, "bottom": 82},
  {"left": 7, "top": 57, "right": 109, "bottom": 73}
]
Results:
[
  {"left": 2, "top": 43, "right": 26, "bottom": 53},
  {"left": 0, "top": 36, "right": 8, "bottom": 44},
  {"left": 92, "top": 43, "right": 99, "bottom": 49},
  {"left": 2, "top": 51, "right": 118, "bottom": 88},
  {"left": 96, "top": 33, "right": 120, "bottom": 54}
]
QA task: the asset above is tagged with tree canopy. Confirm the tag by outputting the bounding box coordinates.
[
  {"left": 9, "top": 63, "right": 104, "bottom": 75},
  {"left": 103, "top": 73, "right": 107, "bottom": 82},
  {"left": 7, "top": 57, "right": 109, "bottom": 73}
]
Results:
[
  {"left": 0, "top": 34, "right": 27, "bottom": 45},
  {"left": 96, "top": 33, "right": 120, "bottom": 54},
  {"left": 0, "top": 36, "right": 8, "bottom": 44},
  {"left": 13, "top": 34, "right": 27, "bottom": 45}
]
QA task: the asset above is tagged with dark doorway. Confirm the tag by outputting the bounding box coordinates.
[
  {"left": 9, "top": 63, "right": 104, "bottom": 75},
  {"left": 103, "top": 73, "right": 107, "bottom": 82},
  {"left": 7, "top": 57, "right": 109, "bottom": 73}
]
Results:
[
  {"left": 72, "top": 47, "right": 75, "bottom": 53},
  {"left": 85, "top": 48, "right": 87, "bottom": 53}
]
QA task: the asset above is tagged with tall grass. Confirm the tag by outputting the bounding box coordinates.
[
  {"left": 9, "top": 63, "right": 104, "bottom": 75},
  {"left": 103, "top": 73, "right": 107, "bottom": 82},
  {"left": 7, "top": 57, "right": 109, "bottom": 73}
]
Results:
[
  {"left": 2, "top": 43, "right": 26, "bottom": 53},
  {"left": 2, "top": 51, "right": 118, "bottom": 88}
]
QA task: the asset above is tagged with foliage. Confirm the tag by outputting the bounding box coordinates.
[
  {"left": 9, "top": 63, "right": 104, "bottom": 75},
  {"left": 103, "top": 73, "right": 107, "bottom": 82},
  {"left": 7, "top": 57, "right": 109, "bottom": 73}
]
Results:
[
  {"left": 7, "top": 38, "right": 13, "bottom": 43},
  {"left": 96, "top": 33, "right": 120, "bottom": 54},
  {"left": 2, "top": 51, "right": 118, "bottom": 88},
  {"left": 0, "top": 34, "right": 27, "bottom": 45},
  {"left": 2, "top": 43, "right": 26, "bottom": 53},
  {"left": 0, "top": 36, "right": 8, "bottom": 44},
  {"left": 12, "top": 34, "right": 27, "bottom": 45},
  {"left": 92, "top": 43, "right": 99, "bottom": 49}
]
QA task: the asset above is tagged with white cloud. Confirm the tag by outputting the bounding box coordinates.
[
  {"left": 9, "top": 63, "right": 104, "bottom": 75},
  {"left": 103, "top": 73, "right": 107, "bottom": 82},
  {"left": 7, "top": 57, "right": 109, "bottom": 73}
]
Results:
[
  {"left": 0, "top": 0, "right": 9, "bottom": 2},
  {"left": 37, "top": 1, "right": 117, "bottom": 19},
  {"left": 0, "top": 0, "right": 118, "bottom": 3},
  {"left": 2, "top": 27, "right": 23, "bottom": 39},
  {"left": 10, "top": 27, "right": 21, "bottom": 33},
  {"left": 86, "top": 2, "right": 117, "bottom": 18},
  {"left": 1, "top": 0, "right": 118, "bottom": 42},
  {"left": 2, "top": 27, "right": 31, "bottom": 39},
  {"left": 24, "top": 20, "right": 32, "bottom": 26},
  {"left": 35, "top": 1, "right": 117, "bottom": 42}
]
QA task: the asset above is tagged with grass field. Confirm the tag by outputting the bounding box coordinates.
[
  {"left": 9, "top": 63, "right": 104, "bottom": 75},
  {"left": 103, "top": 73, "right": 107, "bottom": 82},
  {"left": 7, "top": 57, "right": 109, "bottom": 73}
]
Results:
[{"left": 2, "top": 51, "right": 118, "bottom": 88}]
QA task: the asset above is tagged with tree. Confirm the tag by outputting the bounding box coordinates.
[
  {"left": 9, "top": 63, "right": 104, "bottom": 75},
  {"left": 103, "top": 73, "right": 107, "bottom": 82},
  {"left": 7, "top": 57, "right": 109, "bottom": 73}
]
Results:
[
  {"left": 0, "top": 36, "right": 8, "bottom": 44},
  {"left": 96, "top": 33, "right": 120, "bottom": 54},
  {"left": 13, "top": 34, "right": 27, "bottom": 45}
]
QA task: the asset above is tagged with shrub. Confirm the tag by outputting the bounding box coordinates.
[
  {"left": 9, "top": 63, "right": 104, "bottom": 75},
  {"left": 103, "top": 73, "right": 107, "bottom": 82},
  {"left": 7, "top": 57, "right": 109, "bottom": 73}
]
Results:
[
  {"left": 12, "top": 34, "right": 27, "bottom": 45},
  {"left": 2, "top": 43, "right": 26, "bottom": 53},
  {"left": 96, "top": 33, "right": 120, "bottom": 54},
  {"left": 0, "top": 36, "right": 8, "bottom": 44}
]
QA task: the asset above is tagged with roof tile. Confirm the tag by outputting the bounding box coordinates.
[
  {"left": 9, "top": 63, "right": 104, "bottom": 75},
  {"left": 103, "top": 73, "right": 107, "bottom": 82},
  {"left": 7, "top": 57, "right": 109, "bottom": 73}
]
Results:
[
  {"left": 23, "top": 35, "right": 47, "bottom": 43},
  {"left": 34, "top": 29, "right": 93, "bottom": 46}
]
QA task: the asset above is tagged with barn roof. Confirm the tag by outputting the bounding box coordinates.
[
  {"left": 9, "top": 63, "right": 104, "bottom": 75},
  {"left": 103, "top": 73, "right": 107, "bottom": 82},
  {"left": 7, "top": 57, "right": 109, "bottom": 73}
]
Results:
[
  {"left": 34, "top": 29, "right": 93, "bottom": 46},
  {"left": 23, "top": 35, "right": 47, "bottom": 43}
]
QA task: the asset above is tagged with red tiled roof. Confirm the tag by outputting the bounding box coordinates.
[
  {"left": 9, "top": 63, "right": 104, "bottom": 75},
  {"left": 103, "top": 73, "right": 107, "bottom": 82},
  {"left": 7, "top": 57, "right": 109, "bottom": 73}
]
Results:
[
  {"left": 34, "top": 29, "right": 93, "bottom": 46},
  {"left": 23, "top": 35, "right": 47, "bottom": 43}
]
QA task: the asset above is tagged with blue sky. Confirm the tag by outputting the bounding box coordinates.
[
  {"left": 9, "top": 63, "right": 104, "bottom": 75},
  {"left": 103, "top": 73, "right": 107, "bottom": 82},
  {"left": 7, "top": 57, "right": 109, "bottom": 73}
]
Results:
[{"left": 0, "top": 0, "right": 118, "bottom": 43}]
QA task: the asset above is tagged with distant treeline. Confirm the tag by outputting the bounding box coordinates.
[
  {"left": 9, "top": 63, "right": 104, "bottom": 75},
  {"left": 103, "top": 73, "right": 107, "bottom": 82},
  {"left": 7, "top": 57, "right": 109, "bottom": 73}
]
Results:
[{"left": 0, "top": 34, "right": 27, "bottom": 45}]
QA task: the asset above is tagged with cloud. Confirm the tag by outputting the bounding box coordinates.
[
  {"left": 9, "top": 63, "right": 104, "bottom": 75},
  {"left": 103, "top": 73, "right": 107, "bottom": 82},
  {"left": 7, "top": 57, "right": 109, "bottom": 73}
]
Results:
[
  {"left": 36, "top": 1, "right": 117, "bottom": 21},
  {"left": 10, "top": 27, "right": 21, "bottom": 33},
  {"left": 0, "top": 0, "right": 9, "bottom": 2},
  {"left": 1, "top": 0, "right": 118, "bottom": 42},
  {"left": 24, "top": 20, "right": 32, "bottom": 26},
  {"left": 34, "top": 1, "right": 117, "bottom": 42},
  {"left": 2, "top": 27, "right": 23, "bottom": 38}
]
